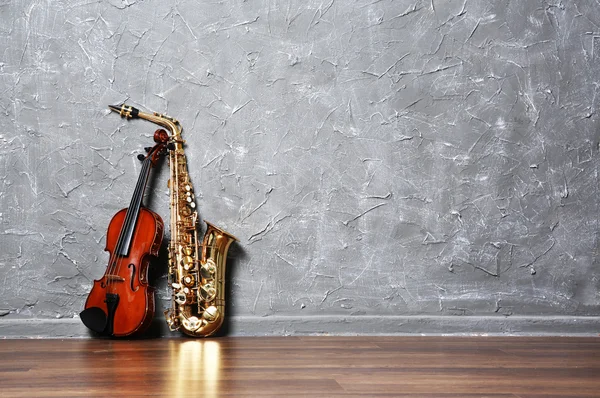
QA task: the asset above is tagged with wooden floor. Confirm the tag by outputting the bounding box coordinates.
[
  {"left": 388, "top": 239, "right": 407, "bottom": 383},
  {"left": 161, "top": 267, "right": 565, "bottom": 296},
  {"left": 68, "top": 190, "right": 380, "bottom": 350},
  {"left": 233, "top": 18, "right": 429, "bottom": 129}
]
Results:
[{"left": 0, "top": 337, "right": 598, "bottom": 397}]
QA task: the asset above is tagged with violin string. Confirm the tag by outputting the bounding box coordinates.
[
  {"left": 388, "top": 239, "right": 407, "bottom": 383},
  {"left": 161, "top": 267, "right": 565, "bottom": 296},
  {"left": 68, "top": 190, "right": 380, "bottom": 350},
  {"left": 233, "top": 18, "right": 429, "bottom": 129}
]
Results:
[
  {"left": 112, "top": 156, "right": 152, "bottom": 286},
  {"left": 111, "top": 156, "right": 151, "bottom": 284},
  {"left": 106, "top": 155, "right": 151, "bottom": 289},
  {"left": 105, "top": 157, "right": 145, "bottom": 289}
]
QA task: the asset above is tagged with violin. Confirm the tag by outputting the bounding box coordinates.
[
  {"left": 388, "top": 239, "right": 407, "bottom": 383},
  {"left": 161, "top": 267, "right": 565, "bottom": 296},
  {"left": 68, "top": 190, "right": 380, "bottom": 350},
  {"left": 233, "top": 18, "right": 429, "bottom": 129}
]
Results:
[{"left": 81, "top": 129, "right": 169, "bottom": 337}]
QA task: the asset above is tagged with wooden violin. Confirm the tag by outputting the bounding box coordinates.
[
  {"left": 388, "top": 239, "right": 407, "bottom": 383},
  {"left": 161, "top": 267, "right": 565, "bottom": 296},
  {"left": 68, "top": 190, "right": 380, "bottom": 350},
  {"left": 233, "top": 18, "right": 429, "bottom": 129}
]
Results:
[{"left": 81, "top": 129, "right": 169, "bottom": 337}]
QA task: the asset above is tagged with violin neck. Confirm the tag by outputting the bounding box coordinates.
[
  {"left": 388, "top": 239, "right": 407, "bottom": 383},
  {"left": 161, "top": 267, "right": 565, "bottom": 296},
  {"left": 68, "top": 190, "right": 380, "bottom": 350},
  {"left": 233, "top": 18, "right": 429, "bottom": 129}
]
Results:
[{"left": 116, "top": 158, "right": 152, "bottom": 257}]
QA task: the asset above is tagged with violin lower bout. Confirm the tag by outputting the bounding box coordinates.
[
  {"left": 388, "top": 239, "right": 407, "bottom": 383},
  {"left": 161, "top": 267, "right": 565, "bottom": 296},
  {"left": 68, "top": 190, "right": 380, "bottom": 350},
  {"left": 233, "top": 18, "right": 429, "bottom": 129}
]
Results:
[{"left": 83, "top": 207, "right": 163, "bottom": 337}]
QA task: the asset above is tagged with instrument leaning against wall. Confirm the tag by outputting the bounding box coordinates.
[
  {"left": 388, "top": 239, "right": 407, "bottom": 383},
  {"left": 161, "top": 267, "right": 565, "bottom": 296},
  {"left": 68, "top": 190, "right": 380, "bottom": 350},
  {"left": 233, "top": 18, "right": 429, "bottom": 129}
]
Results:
[
  {"left": 80, "top": 129, "right": 168, "bottom": 337},
  {"left": 109, "top": 103, "right": 237, "bottom": 337}
]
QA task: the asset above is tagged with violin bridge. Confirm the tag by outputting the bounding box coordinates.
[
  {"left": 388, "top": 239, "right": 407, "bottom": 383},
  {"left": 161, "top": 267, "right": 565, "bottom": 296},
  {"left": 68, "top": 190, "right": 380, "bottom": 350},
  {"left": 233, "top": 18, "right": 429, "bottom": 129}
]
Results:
[{"left": 105, "top": 274, "right": 126, "bottom": 282}]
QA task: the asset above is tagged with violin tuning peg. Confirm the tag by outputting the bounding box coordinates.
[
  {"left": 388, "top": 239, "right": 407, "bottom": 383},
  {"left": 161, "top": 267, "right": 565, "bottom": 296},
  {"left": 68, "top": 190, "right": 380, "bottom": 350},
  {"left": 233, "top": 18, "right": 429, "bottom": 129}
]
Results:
[
  {"left": 137, "top": 154, "right": 146, "bottom": 161},
  {"left": 145, "top": 147, "right": 153, "bottom": 152}
]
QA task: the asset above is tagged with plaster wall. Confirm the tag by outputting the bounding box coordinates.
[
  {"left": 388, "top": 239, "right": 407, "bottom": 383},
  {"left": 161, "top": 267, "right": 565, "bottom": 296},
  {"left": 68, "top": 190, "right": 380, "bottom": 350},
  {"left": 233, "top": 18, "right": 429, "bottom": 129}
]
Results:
[{"left": 1, "top": 0, "right": 599, "bottom": 336}]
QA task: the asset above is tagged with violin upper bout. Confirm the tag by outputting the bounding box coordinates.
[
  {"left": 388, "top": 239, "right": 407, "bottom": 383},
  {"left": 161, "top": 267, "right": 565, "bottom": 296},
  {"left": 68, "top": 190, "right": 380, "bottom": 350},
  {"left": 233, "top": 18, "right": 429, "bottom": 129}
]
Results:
[{"left": 105, "top": 208, "right": 129, "bottom": 252}]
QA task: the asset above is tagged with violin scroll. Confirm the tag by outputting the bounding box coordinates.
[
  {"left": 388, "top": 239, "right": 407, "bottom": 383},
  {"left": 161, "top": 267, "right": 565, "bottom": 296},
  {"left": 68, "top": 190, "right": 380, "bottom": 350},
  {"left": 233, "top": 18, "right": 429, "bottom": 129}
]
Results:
[
  {"left": 139, "top": 129, "right": 170, "bottom": 165},
  {"left": 154, "top": 128, "right": 169, "bottom": 143}
]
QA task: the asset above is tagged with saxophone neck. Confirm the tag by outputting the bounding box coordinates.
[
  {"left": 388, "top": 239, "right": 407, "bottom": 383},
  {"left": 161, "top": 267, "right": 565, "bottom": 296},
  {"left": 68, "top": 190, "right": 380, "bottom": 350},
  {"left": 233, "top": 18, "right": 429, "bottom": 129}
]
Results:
[{"left": 109, "top": 103, "right": 183, "bottom": 140}]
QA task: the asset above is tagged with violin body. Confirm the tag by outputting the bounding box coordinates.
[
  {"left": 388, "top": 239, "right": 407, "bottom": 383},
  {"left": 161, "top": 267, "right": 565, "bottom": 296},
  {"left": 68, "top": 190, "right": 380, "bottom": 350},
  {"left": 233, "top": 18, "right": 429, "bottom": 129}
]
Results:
[
  {"left": 83, "top": 207, "right": 163, "bottom": 336},
  {"left": 81, "top": 128, "right": 169, "bottom": 337}
]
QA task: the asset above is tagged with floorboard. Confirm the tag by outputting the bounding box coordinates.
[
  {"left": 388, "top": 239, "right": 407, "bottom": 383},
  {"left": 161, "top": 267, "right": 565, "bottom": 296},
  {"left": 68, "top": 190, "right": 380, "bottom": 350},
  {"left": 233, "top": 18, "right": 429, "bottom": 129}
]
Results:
[{"left": 0, "top": 336, "right": 598, "bottom": 397}]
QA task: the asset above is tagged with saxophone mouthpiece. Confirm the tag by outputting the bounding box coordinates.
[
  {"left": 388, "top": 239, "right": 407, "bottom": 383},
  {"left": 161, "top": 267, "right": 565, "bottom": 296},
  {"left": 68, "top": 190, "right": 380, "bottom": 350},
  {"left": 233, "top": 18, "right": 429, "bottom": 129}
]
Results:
[
  {"left": 108, "top": 103, "right": 182, "bottom": 140},
  {"left": 108, "top": 103, "right": 139, "bottom": 119}
]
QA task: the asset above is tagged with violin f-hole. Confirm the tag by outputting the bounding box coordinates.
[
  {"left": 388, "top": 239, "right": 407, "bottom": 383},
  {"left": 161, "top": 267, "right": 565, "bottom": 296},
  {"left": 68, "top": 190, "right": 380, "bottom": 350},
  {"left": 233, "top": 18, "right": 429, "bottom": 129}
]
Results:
[{"left": 128, "top": 263, "right": 139, "bottom": 292}]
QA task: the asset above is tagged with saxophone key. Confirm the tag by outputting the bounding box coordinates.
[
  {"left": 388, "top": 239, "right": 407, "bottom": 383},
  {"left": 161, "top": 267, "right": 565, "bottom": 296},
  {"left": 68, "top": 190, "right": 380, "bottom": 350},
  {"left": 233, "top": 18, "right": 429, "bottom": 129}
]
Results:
[
  {"left": 203, "top": 306, "right": 220, "bottom": 323},
  {"left": 182, "top": 316, "right": 201, "bottom": 332},
  {"left": 175, "top": 291, "right": 187, "bottom": 305},
  {"left": 181, "top": 255, "right": 195, "bottom": 270},
  {"left": 182, "top": 274, "right": 195, "bottom": 287},
  {"left": 200, "top": 259, "right": 217, "bottom": 279},
  {"left": 200, "top": 283, "right": 217, "bottom": 302}
]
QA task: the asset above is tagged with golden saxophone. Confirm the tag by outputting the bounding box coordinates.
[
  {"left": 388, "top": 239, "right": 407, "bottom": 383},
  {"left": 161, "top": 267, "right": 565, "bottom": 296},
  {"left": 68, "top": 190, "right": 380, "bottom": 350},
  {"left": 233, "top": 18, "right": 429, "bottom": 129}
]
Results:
[{"left": 109, "top": 104, "right": 237, "bottom": 337}]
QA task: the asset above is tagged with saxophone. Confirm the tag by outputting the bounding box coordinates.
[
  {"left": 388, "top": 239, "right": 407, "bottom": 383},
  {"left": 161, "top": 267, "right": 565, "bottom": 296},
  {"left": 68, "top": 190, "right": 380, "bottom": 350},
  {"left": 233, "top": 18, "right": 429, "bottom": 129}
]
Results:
[{"left": 109, "top": 104, "right": 237, "bottom": 337}]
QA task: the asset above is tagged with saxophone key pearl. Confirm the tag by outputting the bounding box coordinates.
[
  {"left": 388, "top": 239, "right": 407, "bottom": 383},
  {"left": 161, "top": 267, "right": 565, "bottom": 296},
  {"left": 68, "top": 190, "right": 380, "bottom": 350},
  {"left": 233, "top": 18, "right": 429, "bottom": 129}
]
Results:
[
  {"left": 182, "top": 316, "right": 200, "bottom": 331},
  {"left": 203, "top": 306, "right": 220, "bottom": 323},
  {"left": 182, "top": 275, "right": 195, "bottom": 287}
]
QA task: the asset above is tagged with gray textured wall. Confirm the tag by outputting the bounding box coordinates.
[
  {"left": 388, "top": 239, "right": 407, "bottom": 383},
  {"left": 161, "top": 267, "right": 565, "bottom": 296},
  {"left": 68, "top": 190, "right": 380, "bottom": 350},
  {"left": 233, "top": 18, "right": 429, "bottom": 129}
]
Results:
[{"left": 1, "top": 0, "right": 599, "bottom": 337}]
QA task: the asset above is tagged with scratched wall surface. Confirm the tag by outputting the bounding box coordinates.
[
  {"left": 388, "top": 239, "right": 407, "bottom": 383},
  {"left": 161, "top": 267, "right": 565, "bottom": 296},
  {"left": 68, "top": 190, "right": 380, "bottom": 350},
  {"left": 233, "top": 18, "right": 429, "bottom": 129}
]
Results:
[{"left": 1, "top": 0, "right": 599, "bottom": 337}]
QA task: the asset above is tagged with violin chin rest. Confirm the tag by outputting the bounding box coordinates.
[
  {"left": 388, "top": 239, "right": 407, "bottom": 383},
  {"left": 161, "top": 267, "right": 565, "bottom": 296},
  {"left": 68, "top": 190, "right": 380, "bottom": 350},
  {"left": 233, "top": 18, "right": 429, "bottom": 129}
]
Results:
[{"left": 80, "top": 307, "right": 107, "bottom": 334}]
